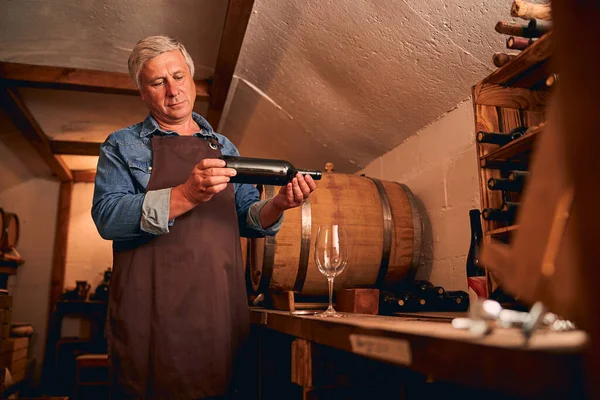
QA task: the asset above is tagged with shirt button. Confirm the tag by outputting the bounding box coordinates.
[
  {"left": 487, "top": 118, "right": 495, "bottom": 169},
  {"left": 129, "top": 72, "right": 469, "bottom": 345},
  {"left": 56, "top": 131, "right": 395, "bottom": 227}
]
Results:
[{"left": 148, "top": 167, "right": 153, "bottom": 171}]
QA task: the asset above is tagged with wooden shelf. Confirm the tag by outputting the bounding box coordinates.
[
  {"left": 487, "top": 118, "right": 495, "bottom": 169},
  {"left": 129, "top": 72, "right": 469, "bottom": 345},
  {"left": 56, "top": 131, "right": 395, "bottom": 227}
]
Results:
[
  {"left": 482, "top": 32, "right": 553, "bottom": 89},
  {"left": 481, "top": 124, "right": 544, "bottom": 166},
  {"left": 486, "top": 225, "right": 519, "bottom": 243}
]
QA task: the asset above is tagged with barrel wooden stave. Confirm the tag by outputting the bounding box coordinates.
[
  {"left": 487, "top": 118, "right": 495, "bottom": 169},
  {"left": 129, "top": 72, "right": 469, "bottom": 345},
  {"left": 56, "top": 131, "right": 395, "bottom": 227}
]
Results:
[{"left": 248, "top": 173, "right": 422, "bottom": 296}]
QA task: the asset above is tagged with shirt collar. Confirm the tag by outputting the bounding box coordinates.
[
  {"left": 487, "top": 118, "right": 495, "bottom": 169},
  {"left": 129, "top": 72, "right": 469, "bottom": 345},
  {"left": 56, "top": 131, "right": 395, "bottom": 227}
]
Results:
[{"left": 139, "top": 112, "right": 216, "bottom": 138}]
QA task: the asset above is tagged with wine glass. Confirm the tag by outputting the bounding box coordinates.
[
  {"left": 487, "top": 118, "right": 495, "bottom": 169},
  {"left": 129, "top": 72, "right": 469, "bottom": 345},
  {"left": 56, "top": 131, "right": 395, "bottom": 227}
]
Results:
[{"left": 314, "top": 224, "right": 348, "bottom": 317}]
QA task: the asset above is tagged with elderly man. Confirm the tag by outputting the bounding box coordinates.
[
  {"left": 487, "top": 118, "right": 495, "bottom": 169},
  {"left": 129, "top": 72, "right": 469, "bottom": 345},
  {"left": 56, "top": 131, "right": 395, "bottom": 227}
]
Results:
[{"left": 92, "top": 35, "right": 316, "bottom": 399}]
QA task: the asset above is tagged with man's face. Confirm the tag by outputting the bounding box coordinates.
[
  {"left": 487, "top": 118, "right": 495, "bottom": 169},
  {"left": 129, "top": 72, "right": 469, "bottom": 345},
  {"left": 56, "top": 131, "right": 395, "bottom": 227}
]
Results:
[{"left": 138, "top": 50, "right": 196, "bottom": 125}]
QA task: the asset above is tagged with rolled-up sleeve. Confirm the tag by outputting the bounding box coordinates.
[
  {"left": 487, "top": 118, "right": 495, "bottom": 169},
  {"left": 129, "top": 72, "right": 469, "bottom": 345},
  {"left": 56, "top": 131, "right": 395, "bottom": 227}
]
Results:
[
  {"left": 247, "top": 198, "right": 284, "bottom": 234},
  {"left": 140, "top": 187, "right": 172, "bottom": 235}
]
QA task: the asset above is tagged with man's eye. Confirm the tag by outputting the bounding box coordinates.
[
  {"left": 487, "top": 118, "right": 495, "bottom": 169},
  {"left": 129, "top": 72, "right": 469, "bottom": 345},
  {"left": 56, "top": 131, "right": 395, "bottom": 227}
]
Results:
[
  {"left": 152, "top": 81, "right": 164, "bottom": 87},
  {"left": 174, "top": 76, "right": 183, "bottom": 80}
]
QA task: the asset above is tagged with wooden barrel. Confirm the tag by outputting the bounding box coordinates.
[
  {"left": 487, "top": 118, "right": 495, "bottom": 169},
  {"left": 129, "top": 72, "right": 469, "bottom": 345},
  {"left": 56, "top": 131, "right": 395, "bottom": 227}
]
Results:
[
  {"left": 246, "top": 172, "right": 423, "bottom": 296},
  {"left": 0, "top": 209, "right": 20, "bottom": 251}
]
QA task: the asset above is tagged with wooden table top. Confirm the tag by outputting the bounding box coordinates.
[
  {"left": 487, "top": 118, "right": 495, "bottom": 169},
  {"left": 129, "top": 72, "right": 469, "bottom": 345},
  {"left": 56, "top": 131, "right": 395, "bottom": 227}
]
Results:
[{"left": 250, "top": 308, "right": 587, "bottom": 398}]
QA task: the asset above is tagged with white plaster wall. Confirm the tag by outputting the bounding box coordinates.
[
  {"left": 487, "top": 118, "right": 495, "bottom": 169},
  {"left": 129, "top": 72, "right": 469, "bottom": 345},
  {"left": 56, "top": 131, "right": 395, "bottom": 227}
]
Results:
[
  {"left": 0, "top": 132, "right": 60, "bottom": 380},
  {"left": 61, "top": 183, "right": 112, "bottom": 339},
  {"left": 360, "top": 98, "right": 480, "bottom": 291},
  {"left": 64, "top": 183, "right": 112, "bottom": 292},
  {"left": 222, "top": 0, "right": 508, "bottom": 172},
  {"left": 0, "top": 0, "right": 227, "bottom": 79}
]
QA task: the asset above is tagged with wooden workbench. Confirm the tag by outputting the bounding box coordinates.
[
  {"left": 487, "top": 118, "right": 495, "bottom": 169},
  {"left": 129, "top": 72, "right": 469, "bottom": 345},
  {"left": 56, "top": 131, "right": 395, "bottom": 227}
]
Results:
[{"left": 249, "top": 308, "right": 587, "bottom": 399}]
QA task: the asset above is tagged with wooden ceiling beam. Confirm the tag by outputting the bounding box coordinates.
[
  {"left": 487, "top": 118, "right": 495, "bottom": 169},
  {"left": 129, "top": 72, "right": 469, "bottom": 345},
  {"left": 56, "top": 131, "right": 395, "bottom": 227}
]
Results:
[
  {"left": 0, "top": 62, "right": 210, "bottom": 100},
  {"left": 50, "top": 140, "right": 101, "bottom": 156},
  {"left": 72, "top": 170, "right": 97, "bottom": 183},
  {"left": 206, "top": 0, "right": 257, "bottom": 128},
  {"left": 0, "top": 86, "right": 72, "bottom": 181}
]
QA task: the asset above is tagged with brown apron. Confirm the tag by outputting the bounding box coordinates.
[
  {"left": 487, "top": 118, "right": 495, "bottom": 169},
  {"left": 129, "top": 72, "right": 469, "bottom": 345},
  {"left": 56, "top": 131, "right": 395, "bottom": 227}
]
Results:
[{"left": 107, "top": 135, "right": 250, "bottom": 399}]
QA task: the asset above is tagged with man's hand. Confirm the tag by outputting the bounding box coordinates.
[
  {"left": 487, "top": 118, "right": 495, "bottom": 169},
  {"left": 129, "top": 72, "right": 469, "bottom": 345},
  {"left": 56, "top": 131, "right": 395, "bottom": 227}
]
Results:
[
  {"left": 271, "top": 173, "right": 318, "bottom": 211},
  {"left": 258, "top": 173, "right": 317, "bottom": 229},
  {"left": 169, "top": 159, "right": 236, "bottom": 219},
  {"left": 178, "top": 158, "right": 237, "bottom": 204}
]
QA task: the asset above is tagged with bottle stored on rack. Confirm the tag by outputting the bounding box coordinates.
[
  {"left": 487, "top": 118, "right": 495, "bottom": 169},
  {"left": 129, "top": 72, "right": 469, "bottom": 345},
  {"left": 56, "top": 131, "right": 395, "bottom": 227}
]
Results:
[
  {"left": 476, "top": 126, "right": 528, "bottom": 146},
  {"left": 220, "top": 155, "right": 322, "bottom": 186},
  {"left": 467, "top": 209, "right": 487, "bottom": 298},
  {"left": 482, "top": 201, "right": 520, "bottom": 222},
  {"left": 487, "top": 177, "right": 523, "bottom": 192},
  {"left": 507, "top": 170, "right": 529, "bottom": 184}
]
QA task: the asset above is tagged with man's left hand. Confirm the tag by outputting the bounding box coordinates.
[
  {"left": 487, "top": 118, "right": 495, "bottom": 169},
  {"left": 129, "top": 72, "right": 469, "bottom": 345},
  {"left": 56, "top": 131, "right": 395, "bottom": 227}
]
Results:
[{"left": 271, "top": 173, "right": 317, "bottom": 211}]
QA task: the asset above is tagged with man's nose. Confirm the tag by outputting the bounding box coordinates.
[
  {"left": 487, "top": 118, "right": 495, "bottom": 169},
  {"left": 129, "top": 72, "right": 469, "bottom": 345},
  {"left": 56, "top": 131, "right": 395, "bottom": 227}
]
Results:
[{"left": 165, "top": 80, "right": 179, "bottom": 97}]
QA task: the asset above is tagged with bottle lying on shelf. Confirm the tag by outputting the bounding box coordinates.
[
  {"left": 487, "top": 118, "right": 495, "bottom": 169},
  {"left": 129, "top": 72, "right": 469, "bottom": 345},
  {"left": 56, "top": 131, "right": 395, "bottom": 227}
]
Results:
[
  {"left": 219, "top": 155, "right": 322, "bottom": 186},
  {"left": 476, "top": 126, "right": 528, "bottom": 146},
  {"left": 482, "top": 201, "right": 520, "bottom": 222}
]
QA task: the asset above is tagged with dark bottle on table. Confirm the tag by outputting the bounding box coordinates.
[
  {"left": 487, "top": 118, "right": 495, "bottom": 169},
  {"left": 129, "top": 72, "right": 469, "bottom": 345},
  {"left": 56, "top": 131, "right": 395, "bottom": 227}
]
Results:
[
  {"left": 411, "top": 280, "right": 445, "bottom": 301},
  {"left": 380, "top": 291, "right": 427, "bottom": 313},
  {"left": 440, "top": 290, "right": 470, "bottom": 311},
  {"left": 220, "top": 155, "right": 322, "bottom": 186},
  {"left": 476, "top": 126, "right": 528, "bottom": 146},
  {"left": 467, "top": 209, "right": 487, "bottom": 298}
]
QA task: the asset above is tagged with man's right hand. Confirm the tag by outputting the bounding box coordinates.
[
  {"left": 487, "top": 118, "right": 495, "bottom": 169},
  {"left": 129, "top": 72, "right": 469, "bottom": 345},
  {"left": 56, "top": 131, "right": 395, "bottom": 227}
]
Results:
[{"left": 169, "top": 158, "right": 237, "bottom": 219}]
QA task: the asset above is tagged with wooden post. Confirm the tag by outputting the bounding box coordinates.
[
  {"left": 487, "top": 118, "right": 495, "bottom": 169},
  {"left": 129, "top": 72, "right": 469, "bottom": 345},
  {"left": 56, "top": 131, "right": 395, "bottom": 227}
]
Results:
[
  {"left": 40, "top": 180, "right": 73, "bottom": 389},
  {"left": 206, "top": 0, "right": 257, "bottom": 129},
  {"left": 551, "top": 0, "right": 600, "bottom": 398}
]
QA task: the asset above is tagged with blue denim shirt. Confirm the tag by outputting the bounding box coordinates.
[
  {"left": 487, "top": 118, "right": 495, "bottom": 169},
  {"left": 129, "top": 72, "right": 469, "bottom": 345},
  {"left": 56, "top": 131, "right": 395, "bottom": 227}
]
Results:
[{"left": 91, "top": 112, "right": 283, "bottom": 242}]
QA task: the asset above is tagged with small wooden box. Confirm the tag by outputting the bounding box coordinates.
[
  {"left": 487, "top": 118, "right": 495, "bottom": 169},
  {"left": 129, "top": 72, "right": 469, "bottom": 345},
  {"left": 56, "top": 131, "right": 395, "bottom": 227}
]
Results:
[
  {"left": 336, "top": 288, "right": 379, "bottom": 315},
  {"left": 1, "top": 337, "right": 29, "bottom": 383}
]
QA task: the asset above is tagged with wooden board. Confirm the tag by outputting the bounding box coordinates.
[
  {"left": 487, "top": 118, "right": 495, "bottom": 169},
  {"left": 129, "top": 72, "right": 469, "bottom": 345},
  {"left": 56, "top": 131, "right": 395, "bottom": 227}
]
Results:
[
  {"left": 482, "top": 32, "right": 553, "bottom": 88},
  {"left": 251, "top": 309, "right": 586, "bottom": 399}
]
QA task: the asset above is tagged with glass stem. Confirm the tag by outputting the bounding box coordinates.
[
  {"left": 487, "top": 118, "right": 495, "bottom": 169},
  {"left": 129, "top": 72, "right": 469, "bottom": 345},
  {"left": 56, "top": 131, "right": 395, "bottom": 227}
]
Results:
[{"left": 327, "top": 276, "right": 335, "bottom": 311}]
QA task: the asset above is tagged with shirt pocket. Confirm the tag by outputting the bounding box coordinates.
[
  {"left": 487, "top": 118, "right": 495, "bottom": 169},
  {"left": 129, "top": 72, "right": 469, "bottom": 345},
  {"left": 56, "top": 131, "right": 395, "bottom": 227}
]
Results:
[{"left": 127, "top": 159, "right": 152, "bottom": 190}]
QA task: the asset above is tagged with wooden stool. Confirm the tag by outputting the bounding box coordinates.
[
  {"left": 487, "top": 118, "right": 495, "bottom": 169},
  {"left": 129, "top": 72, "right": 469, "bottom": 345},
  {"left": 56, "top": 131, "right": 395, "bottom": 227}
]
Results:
[{"left": 74, "top": 354, "right": 109, "bottom": 400}]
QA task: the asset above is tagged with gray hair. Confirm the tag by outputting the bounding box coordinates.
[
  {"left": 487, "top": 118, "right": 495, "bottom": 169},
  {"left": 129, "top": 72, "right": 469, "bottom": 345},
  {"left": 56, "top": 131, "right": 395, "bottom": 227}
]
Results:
[{"left": 128, "top": 35, "right": 195, "bottom": 90}]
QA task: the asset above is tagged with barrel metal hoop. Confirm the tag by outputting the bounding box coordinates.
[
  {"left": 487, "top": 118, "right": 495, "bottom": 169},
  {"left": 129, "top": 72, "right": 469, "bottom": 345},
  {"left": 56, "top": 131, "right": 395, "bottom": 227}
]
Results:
[
  {"left": 397, "top": 182, "right": 423, "bottom": 281},
  {"left": 293, "top": 198, "right": 312, "bottom": 292},
  {"left": 368, "top": 177, "right": 393, "bottom": 287},
  {"left": 258, "top": 185, "right": 277, "bottom": 295}
]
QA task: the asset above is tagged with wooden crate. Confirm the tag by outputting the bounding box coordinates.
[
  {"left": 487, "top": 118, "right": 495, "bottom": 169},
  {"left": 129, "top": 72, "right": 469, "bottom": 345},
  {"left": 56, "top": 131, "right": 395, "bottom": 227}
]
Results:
[
  {"left": 472, "top": 32, "right": 554, "bottom": 295},
  {"left": 2, "top": 337, "right": 29, "bottom": 383}
]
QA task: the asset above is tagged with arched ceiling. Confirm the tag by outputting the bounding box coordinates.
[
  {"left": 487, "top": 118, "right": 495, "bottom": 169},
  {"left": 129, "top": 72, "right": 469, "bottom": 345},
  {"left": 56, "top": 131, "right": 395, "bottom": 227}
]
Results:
[{"left": 0, "top": 0, "right": 548, "bottom": 175}]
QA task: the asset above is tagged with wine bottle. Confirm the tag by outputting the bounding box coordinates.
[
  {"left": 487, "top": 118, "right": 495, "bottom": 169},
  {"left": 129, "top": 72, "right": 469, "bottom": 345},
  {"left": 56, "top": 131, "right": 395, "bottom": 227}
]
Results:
[
  {"left": 411, "top": 280, "right": 444, "bottom": 295},
  {"left": 410, "top": 281, "right": 445, "bottom": 303},
  {"left": 487, "top": 177, "right": 523, "bottom": 192},
  {"left": 220, "top": 155, "right": 322, "bottom": 186},
  {"left": 380, "top": 291, "right": 426, "bottom": 313},
  {"left": 482, "top": 202, "right": 519, "bottom": 222},
  {"left": 507, "top": 170, "right": 529, "bottom": 184},
  {"left": 476, "top": 126, "right": 528, "bottom": 146},
  {"left": 467, "top": 209, "right": 487, "bottom": 298},
  {"left": 438, "top": 290, "right": 470, "bottom": 311}
]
